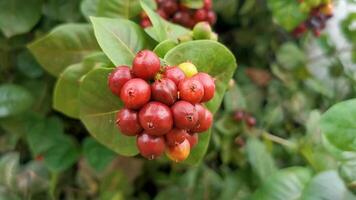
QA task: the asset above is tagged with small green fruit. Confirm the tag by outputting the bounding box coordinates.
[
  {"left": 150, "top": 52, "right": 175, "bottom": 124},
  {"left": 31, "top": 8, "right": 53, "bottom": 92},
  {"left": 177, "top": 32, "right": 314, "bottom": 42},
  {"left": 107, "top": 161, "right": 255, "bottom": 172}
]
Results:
[
  {"left": 178, "top": 62, "right": 198, "bottom": 77},
  {"left": 193, "top": 22, "right": 212, "bottom": 40},
  {"left": 178, "top": 33, "right": 193, "bottom": 43}
]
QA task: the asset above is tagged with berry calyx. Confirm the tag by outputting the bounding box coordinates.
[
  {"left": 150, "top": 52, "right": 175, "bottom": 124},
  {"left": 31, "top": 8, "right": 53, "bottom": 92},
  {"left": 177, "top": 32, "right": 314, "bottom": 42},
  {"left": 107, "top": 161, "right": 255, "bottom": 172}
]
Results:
[
  {"left": 151, "top": 78, "right": 178, "bottom": 106},
  {"left": 192, "top": 72, "right": 215, "bottom": 102},
  {"left": 133, "top": 50, "right": 161, "bottom": 80},
  {"left": 108, "top": 66, "right": 133, "bottom": 96},
  {"left": 193, "top": 22, "right": 212, "bottom": 40},
  {"left": 120, "top": 78, "right": 151, "bottom": 109},
  {"left": 178, "top": 62, "right": 198, "bottom": 77},
  {"left": 116, "top": 108, "right": 142, "bottom": 136},
  {"left": 166, "top": 139, "right": 190, "bottom": 162},
  {"left": 191, "top": 104, "right": 213, "bottom": 133},
  {"left": 139, "top": 101, "right": 173, "bottom": 136},
  {"left": 171, "top": 101, "right": 198, "bottom": 129},
  {"left": 178, "top": 78, "right": 204, "bottom": 104},
  {"left": 162, "top": 66, "right": 186, "bottom": 86},
  {"left": 137, "top": 133, "right": 165, "bottom": 160}
]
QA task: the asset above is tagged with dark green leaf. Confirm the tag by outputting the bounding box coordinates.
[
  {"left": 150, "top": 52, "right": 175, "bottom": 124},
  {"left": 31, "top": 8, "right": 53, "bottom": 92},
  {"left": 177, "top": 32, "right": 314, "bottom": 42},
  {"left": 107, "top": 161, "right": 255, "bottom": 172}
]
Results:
[
  {"left": 43, "top": 0, "right": 82, "bottom": 22},
  {"left": 0, "top": 84, "right": 33, "bottom": 118},
  {"left": 83, "top": 137, "right": 116, "bottom": 172},
  {"left": 16, "top": 50, "right": 43, "bottom": 79},
  {"left": 28, "top": 24, "right": 100, "bottom": 76},
  {"left": 81, "top": 0, "right": 99, "bottom": 19}
]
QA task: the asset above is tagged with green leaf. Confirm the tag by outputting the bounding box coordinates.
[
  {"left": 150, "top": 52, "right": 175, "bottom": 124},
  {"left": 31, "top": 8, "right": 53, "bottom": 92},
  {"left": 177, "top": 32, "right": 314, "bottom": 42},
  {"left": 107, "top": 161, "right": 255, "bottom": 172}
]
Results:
[
  {"left": 97, "top": 0, "right": 141, "bottom": 18},
  {"left": 81, "top": 0, "right": 99, "bottom": 19},
  {"left": 153, "top": 40, "right": 178, "bottom": 58},
  {"left": 180, "top": 0, "right": 204, "bottom": 9},
  {"left": 28, "top": 24, "right": 100, "bottom": 77},
  {"left": 267, "top": 0, "right": 307, "bottom": 31},
  {"left": 79, "top": 68, "right": 138, "bottom": 156},
  {"left": 0, "top": 0, "right": 42, "bottom": 37},
  {"left": 339, "top": 154, "right": 356, "bottom": 190},
  {"left": 165, "top": 40, "right": 237, "bottom": 164},
  {"left": 320, "top": 99, "right": 356, "bottom": 152},
  {"left": 246, "top": 137, "right": 277, "bottom": 183},
  {"left": 54, "top": 63, "right": 89, "bottom": 118},
  {"left": 252, "top": 167, "right": 312, "bottom": 200},
  {"left": 43, "top": 0, "right": 82, "bottom": 22},
  {"left": 0, "top": 84, "right": 33, "bottom": 118},
  {"left": 223, "top": 83, "right": 246, "bottom": 112},
  {"left": 276, "top": 42, "right": 306, "bottom": 70},
  {"left": 91, "top": 17, "right": 150, "bottom": 66},
  {"left": 302, "top": 170, "right": 355, "bottom": 200},
  {"left": 16, "top": 50, "right": 43, "bottom": 79},
  {"left": 215, "top": 114, "right": 239, "bottom": 136},
  {"left": 141, "top": 0, "right": 190, "bottom": 42},
  {"left": 83, "top": 137, "right": 116, "bottom": 172},
  {"left": 341, "top": 13, "right": 356, "bottom": 43},
  {"left": 0, "top": 152, "right": 19, "bottom": 188}
]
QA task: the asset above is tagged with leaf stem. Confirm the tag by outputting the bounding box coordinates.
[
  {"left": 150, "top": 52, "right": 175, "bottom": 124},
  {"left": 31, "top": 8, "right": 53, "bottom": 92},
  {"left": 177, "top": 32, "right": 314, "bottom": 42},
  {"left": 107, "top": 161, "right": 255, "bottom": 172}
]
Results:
[{"left": 262, "top": 132, "right": 297, "bottom": 149}]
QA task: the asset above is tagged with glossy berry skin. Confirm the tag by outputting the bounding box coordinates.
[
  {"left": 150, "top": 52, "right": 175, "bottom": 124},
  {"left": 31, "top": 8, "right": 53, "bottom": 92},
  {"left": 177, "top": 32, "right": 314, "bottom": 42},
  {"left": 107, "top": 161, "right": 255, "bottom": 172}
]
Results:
[
  {"left": 162, "top": 66, "right": 186, "bottom": 86},
  {"left": 178, "top": 62, "right": 198, "bottom": 77},
  {"left": 116, "top": 108, "right": 142, "bottom": 136},
  {"left": 166, "top": 128, "right": 191, "bottom": 146},
  {"left": 179, "top": 78, "right": 204, "bottom": 104},
  {"left": 151, "top": 78, "right": 178, "bottom": 106},
  {"left": 137, "top": 133, "right": 165, "bottom": 160},
  {"left": 166, "top": 139, "right": 190, "bottom": 162},
  {"left": 204, "top": 0, "right": 212, "bottom": 10},
  {"left": 191, "top": 104, "right": 213, "bottom": 133},
  {"left": 132, "top": 50, "right": 161, "bottom": 80},
  {"left": 194, "top": 9, "right": 207, "bottom": 22},
  {"left": 120, "top": 78, "right": 151, "bottom": 109},
  {"left": 171, "top": 101, "right": 198, "bottom": 129},
  {"left": 139, "top": 102, "right": 173, "bottom": 136},
  {"left": 108, "top": 66, "right": 133, "bottom": 96},
  {"left": 192, "top": 73, "right": 215, "bottom": 102}
]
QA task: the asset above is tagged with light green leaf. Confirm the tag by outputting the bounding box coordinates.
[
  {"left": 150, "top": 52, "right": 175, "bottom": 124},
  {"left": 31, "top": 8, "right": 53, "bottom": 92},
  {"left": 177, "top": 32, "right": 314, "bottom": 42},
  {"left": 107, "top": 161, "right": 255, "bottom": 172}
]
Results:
[
  {"left": 165, "top": 40, "right": 237, "bottom": 164},
  {"left": 28, "top": 24, "right": 100, "bottom": 76},
  {"left": 0, "top": 153, "right": 19, "bottom": 188},
  {"left": 0, "top": 84, "right": 33, "bottom": 118},
  {"left": 79, "top": 68, "right": 138, "bottom": 156},
  {"left": 181, "top": 0, "right": 204, "bottom": 9},
  {"left": 97, "top": 0, "right": 141, "bottom": 18},
  {"left": 153, "top": 40, "right": 178, "bottom": 58},
  {"left": 90, "top": 17, "right": 149, "bottom": 66},
  {"left": 81, "top": 0, "right": 99, "bottom": 19},
  {"left": 0, "top": 0, "right": 42, "bottom": 37}
]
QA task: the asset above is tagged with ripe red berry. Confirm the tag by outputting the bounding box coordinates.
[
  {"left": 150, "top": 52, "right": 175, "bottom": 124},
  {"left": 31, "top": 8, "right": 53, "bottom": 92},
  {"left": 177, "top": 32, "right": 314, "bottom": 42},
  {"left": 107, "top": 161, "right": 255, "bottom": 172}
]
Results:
[
  {"left": 206, "top": 11, "right": 216, "bottom": 25},
  {"left": 162, "top": 66, "right": 186, "bottom": 86},
  {"left": 116, "top": 108, "right": 142, "bottom": 136},
  {"left": 188, "top": 132, "right": 198, "bottom": 148},
  {"left": 108, "top": 66, "right": 133, "bottom": 96},
  {"left": 171, "top": 101, "right": 198, "bottom": 129},
  {"left": 192, "top": 73, "right": 215, "bottom": 102},
  {"left": 191, "top": 104, "right": 213, "bottom": 133},
  {"left": 132, "top": 50, "right": 161, "bottom": 80},
  {"left": 178, "top": 78, "right": 204, "bottom": 104},
  {"left": 140, "top": 18, "right": 152, "bottom": 28},
  {"left": 160, "top": 0, "right": 178, "bottom": 16},
  {"left": 157, "top": 9, "right": 168, "bottom": 19},
  {"left": 245, "top": 115, "right": 256, "bottom": 128},
  {"left": 166, "top": 128, "right": 191, "bottom": 146},
  {"left": 166, "top": 139, "right": 190, "bottom": 162},
  {"left": 151, "top": 78, "right": 178, "bottom": 106},
  {"left": 173, "top": 11, "right": 191, "bottom": 27},
  {"left": 137, "top": 133, "right": 165, "bottom": 160},
  {"left": 139, "top": 102, "right": 173, "bottom": 136},
  {"left": 194, "top": 9, "right": 207, "bottom": 22},
  {"left": 204, "top": 0, "right": 212, "bottom": 10},
  {"left": 120, "top": 78, "right": 151, "bottom": 109},
  {"left": 234, "top": 110, "right": 245, "bottom": 122}
]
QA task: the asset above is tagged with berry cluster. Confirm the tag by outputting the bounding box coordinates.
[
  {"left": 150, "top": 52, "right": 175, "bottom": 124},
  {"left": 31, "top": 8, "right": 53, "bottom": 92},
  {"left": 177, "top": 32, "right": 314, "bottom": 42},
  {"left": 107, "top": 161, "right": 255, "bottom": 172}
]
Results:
[
  {"left": 108, "top": 50, "right": 215, "bottom": 162},
  {"left": 140, "top": 0, "right": 216, "bottom": 29},
  {"left": 233, "top": 110, "right": 256, "bottom": 128},
  {"left": 293, "top": 2, "right": 333, "bottom": 37}
]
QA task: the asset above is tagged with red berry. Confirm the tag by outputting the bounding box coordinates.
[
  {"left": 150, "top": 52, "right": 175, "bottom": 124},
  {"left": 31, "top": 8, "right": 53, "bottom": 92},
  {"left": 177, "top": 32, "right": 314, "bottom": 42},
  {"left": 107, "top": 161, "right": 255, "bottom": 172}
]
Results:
[
  {"left": 171, "top": 101, "right": 198, "bottom": 129},
  {"left": 162, "top": 66, "right": 186, "bottom": 86},
  {"left": 35, "top": 155, "right": 44, "bottom": 161},
  {"left": 191, "top": 104, "right": 213, "bottom": 133},
  {"left": 140, "top": 18, "right": 152, "bottom": 28},
  {"left": 204, "top": 0, "right": 212, "bottom": 10},
  {"left": 245, "top": 115, "right": 256, "bottom": 127},
  {"left": 116, "top": 108, "right": 142, "bottom": 136},
  {"left": 192, "top": 72, "right": 215, "bottom": 102},
  {"left": 206, "top": 11, "right": 216, "bottom": 25},
  {"left": 292, "top": 23, "right": 307, "bottom": 37},
  {"left": 151, "top": 78, "right": 178, "bottom": 106},
  {"left": 160, "top": 0, "right": 178, "bottom": 16},
  {"left": 173, "top": 11, "right": 191, "bottom": 27},
  {"left": 108, "top": 66, "right": 133, "bottom": 96},
  {"left": 137, "top": 133, "right": 165, "bottom": 160},
  {"left": 188, "top": 132, "right": 198, "bottom": 148},
  {"left": 166, "top": 139, "right": 190, "bottom": 162},
  {"left": 194, "top": 9, "right": 207, "bottom": 22},
  {"left": 178, "top": 78, "right": 204, "bottom": 104},
  {"left": 157, "top": 9, "right": 168, "bottom": 19},
  {"left": 234, "top": 110, "right": 245, "bottom": 122},
  {"left": 120, "top": 78, "right": 151, "bottom": 109},
  {"left": 133, "top": 50, "right": 161, "bottom": 80},
  {"left": 166, "top": 128, "right": 191, "bottom": 146},
  {"left": 139, "top": 102, "right": 173, "bottom": 136}
]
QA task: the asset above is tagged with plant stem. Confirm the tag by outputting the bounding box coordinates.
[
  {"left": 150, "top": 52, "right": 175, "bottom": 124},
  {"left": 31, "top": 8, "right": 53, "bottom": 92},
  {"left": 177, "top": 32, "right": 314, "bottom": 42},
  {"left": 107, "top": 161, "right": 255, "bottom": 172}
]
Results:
[{"left": 262, "top": 132, "right": 297, "bottom": 149}]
